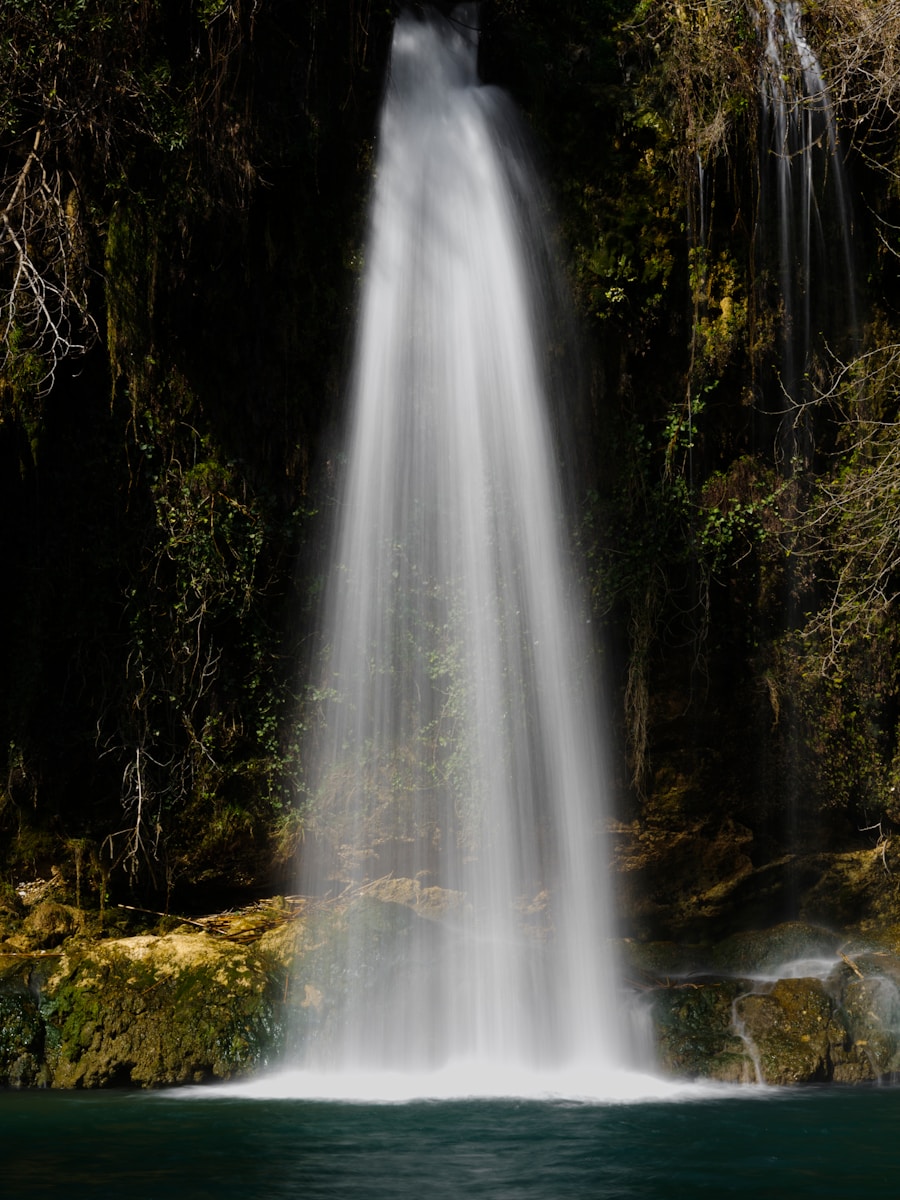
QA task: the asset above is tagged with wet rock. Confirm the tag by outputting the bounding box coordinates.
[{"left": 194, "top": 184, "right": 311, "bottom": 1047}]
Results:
[
  {"left": 0, "top": 990, "right": 45, "bottom": 1087},
  {"left": 650, "top": 979, "right": 755, "bottom": 1082},
  {"left": 641, "top": 923, "right": 900, "bottom": 1085},
  {"left": 839, "top": 976, "right": 900, "bottom": 1077},
  {"left": 709, "top": 923, "right": 840, "bottom": 976},
  {"left": 359, "top": 876, "right": 466, "bottom": 919},
  {"left": 8, "top": 901, "right": 900, "bottom": 1090},
  {"left": 733, "top": 977, "right": 848, "bottom": 1084}
]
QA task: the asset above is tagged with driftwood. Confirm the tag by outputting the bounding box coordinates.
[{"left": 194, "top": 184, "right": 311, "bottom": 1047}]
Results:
[
  {"left": 116, "top": 903, "right": 219, "bottom": 934},
  {"left": 839, "top": 950, "right": 865, "bottom": 980},
  {"left": 116, "top": 899, "right": 304, "bottom": 945}
]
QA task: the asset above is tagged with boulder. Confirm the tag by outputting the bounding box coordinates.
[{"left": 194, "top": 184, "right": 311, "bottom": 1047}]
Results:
[
  {"left": 733, "top": 977, "right": 853, "bottom": 1084},
  {"left": 18, "top": 900, "right": 81, "bottom": 950},
  {"left": 650, "top": 978, "right": 755, "bottom": 1082},
  {"left": 0, "top": 920, "right": 296, "bottom": 1088},
  {"left": 642, "top": 924, "right": 900, "bottom": 1085}
]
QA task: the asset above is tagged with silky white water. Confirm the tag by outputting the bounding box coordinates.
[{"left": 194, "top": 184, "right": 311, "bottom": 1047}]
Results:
[
  {"left": 295, "top": 6, "right": 627, "bottom": 1090},
  {"left": 758, "top": 0, "right": 857, "bottom": 421},
  {"left": 755, "top": 0, "right": 860, "bottom": 865}
]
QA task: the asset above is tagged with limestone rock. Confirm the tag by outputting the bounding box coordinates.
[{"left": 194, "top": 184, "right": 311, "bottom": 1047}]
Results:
[{"left": 0, "top": 920, "right": 298, "bottom": 1088}]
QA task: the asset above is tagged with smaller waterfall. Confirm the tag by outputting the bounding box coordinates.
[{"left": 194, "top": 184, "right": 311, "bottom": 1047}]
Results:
[
  {"left": 757, "top": 0, "right": 858, "bottom": 443},
  {"left": 755, "top": 0, "right": 860, "bottom": 875}
]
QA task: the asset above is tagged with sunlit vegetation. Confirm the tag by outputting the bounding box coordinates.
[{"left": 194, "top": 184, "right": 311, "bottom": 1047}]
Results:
[{"left": 2, "top": 0, "right": 900, "bottom": 910}]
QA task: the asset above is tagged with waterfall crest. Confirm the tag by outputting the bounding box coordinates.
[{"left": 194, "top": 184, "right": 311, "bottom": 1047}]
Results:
[{"left": 296, "top": 6, "right": 626, "bottom": 1088}]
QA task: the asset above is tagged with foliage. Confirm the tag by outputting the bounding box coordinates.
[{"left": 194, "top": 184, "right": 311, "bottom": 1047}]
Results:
[
  {"left": 0, "top": 0, "right": 388, "bottom": 900},
  {"left": 791, "top": 343, "right": 900, "bottom": 670},
  {"left": 773, "top": 628, "right": 893, "bottom": 818},
  {"left": 811, "top": 0, "right": 900, "bottom": 177},
  {"left": 569, "top": 0, "right": 900, "bottom": 836},
  {"left": 773, "top": 338, "right": 900, "bottom": 822},
  {"left": 2, "top": 0, "right": 900, "bottom": 907},
  {"left": 104, "top": 414, "right": 303, "bottom": 890}
]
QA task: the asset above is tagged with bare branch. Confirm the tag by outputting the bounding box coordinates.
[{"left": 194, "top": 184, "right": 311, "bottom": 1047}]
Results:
[
  {"left": 0, "top": 123, "right": 97, "bottom": 395},
  {"left": 787, "top": 342, "right": 900, "bottom": 671}
]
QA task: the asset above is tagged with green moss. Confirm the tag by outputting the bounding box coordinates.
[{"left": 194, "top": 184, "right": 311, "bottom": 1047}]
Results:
[
  {"left": 27, "top": 933, "right": 288, "bottom": 1087},
  {"left": 651, "top": 979, "right": 753, "bottom": 1080},
  {"left": 0, "top": 992, "right": 44, "bottom": 1086},
  {"left": 735, "top": 979, "right": 852, "bottom": 1085}
]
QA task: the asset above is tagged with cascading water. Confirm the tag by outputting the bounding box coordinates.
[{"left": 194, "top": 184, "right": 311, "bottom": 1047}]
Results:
[
  {"left": 292, "top": 5, "right": 631, "bottom": 1095},
  {"left": 757, "top": 0, "right": 858, "bottom": 435},
  {"left": 755, "top": 0, "right": 860, "bottom": 884}
]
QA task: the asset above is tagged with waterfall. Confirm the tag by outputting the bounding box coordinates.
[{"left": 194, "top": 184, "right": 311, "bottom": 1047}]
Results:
[
  {"left": 293, "top": 5, "right": 628, "bottom": 1094},
  {"left": 753, "top": 0, "right": 860, "bottom": 883},
  {"left": 757, "top": 0, "right": 858, "bottom": 447}
]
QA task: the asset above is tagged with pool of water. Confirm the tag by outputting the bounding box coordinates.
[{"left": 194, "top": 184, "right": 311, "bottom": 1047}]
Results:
[{"left": 2, "top": 1084, "right": 899, "bottom": 1198}]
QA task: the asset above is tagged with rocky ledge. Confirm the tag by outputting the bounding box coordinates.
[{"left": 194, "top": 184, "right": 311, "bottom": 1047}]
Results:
[
  {"left": 0, "top": 893, "right": 299, "bottom": 1088},
  {"left": 629, "top": 922, "right": 900, "bottom": 1084},
  {"left": 2, "top": 882, "right": 900, "bottom": 1088}
]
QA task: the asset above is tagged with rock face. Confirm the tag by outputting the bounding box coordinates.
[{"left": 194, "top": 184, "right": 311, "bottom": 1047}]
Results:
[
  {"left": 650, "top": 979, "right": 755, "bottom": 1083},
  {"left": 634, "top": 924, "right": 900, "bottom": 1085},
  {"left": 3, "top": 891, "right": 900, "bottom": 1089},
  {"left": 0, "top": 990, "right": 45, "bottom": 1087},
  {"left": 0, "top": 914, "right": 297, "bottom": 1088}
]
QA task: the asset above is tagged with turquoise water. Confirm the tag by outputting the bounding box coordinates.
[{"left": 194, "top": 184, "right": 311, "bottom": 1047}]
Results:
[{"left": 2, "top": 1087, "right": 898, "bottom": 1198}]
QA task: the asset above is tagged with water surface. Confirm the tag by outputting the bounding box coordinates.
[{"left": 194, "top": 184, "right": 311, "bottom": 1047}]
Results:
[{"left": 3, "top": 1087, "right": 898, "bottom": 1198}]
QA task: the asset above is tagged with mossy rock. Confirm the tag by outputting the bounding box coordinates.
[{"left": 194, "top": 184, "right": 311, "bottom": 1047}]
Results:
[
  {"left": 17, "top": 901, "right": 82, "bottom": 950},
  {"left": 34, "top": 931, "right": 291, "bottom": 1087},
  {"left": 0, "top": 883, "right": 25, "bottom": 922},
  {"left": 0, "top": 990, "right": 46, "bottom": 1086},
  {"left": 650, "top": 978, "right": 755, "bottom": 1082},
  {"left": 709, "top": 923, "right": 840, "bottom": 976},
  {"left": 734, "top": 977, "right": 868, "bottom": 1085},
  {"left": 641, "top": 930, "right": 900, "bottom": 1085},
  {"left": 619, "top": 939, "right": 706, "bottom": 981}
]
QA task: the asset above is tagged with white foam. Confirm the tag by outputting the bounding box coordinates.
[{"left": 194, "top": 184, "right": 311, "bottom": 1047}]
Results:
[{"left": 187, "top": 1063, "right": 757, "bottom": 1105}]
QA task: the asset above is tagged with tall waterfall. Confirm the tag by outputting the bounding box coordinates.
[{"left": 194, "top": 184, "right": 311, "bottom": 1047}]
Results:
[
  {"left": 295, "top": 6, "right": 628, "bottom": 1093},
  {"left": 758, "top": 0, "right": 857, "bottom": 442}
]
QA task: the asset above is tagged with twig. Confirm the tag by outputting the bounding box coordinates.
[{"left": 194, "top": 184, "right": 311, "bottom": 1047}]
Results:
[
  {"left": 839, "top": 950, "right": 865, "bottom": 980},
  {"left": 116, "top": 903, "right": 222, "bottom": 935}
]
